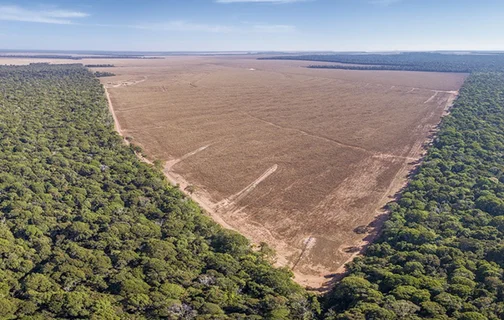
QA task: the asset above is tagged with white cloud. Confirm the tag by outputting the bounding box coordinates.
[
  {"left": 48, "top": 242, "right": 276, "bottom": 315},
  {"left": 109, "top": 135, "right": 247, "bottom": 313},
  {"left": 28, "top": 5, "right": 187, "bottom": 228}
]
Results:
[
  {"left": 216, "top": 0, "right": 306, "bottom": 4},
  {"left": 0, "top": 4, "right": 295, "bottom": 34},
  {"left": 0, "top": 5, "right": 88, "bottom": 24}
]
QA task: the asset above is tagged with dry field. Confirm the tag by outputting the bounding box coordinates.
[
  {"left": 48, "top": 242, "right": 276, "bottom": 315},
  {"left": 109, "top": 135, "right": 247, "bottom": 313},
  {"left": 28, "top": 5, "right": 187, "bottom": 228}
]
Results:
[{"left": 0, "top": 56, "right": 466, "bottom": 289}]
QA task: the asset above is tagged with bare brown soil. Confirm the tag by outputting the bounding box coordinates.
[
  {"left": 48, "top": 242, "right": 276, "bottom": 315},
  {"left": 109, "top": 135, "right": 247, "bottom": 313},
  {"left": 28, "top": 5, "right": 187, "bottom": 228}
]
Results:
[{"left": 0, "top": 56, "right": 467, "bottom": 289}]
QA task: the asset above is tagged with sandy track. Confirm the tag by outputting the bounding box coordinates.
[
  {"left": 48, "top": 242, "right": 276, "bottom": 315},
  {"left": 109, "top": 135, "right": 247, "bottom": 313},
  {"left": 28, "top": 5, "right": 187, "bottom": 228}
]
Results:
[
  {"left": 165, "top": 144, "right": 211, "bottom": 171},
  {"left": 105, "top": 86, "right": 124, "bottom": 138},
  {"left": 424, "top": 91, "right": 439, "bottom": 104},
  {"left": 106, "top": 76, "right": 148, "bottom": 88},
  {"left": 217, "top": 164, "right": 278, "bottom": 209},
  {"left": 162, "top": 162, "right": 239, "bottom": 232},
  {"left": 424, "top": 90, "right": 458, "bottom": 104}
]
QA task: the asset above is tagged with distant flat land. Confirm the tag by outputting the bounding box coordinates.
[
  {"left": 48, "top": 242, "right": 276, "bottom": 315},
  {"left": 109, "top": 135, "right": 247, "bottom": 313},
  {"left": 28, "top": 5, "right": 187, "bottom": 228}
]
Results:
[{"left": 0, "top": 56, "right": 466, "bottom": 288}]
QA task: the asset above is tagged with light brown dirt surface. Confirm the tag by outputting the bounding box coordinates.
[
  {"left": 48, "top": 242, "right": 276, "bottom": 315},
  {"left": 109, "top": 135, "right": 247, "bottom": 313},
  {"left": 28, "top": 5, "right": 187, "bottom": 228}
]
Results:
[{"left": 0, "top": 56, "right": 467, "bottom": 289}]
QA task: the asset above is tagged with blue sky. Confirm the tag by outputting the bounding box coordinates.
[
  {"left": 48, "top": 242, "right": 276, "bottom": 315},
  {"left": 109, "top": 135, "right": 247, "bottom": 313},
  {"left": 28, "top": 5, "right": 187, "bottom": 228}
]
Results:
[{"left": 1, "top": 0, "right": 503, "bottom": 51}]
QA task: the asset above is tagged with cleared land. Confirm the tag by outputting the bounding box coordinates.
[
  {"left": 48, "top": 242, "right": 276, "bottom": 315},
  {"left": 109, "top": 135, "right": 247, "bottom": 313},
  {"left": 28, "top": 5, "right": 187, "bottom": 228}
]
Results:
[{"left": 0, "top": 56, "right": 466, "bottom": 288}]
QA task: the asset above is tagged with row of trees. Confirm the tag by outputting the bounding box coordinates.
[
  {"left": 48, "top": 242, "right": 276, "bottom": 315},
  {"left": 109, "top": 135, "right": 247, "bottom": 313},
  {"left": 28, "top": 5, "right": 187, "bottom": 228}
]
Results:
[
  {"left": 0, "top": 55, "right": 149, "bottom": 60},
  {"left": 322, "top": 73, "right": 504, "bottom": 319},
  {"left": 85, "top": 64, "right": 115, "bottom": 68},
  {"left": 262, "top": 52, "right": 504, "bottom": 73},
  {"left": 307, "top": 64, "right": 472, "bottom": 73},
  {"left": 94, "top": 71, "right": 116, "bottom": 77},
  {"left": 0, "top": 64, "right": 319, "bottom": 319}
]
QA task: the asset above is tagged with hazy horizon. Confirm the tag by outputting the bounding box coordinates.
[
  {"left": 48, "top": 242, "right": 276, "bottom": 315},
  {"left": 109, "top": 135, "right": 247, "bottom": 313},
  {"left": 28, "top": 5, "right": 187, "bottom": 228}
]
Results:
[
  {"left": 1, "top": 0, "right": 504, "bottom": 52},
  {"left": 2, "top": 49, "right": 504, "bottom": 55}
]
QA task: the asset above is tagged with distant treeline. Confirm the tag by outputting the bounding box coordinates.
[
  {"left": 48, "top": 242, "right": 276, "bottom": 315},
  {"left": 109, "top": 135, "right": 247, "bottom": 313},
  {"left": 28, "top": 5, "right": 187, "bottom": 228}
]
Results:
[
  {"left": 307, "top": 64, "right": 471, "bottom": 73},
  {"left": 85, "top": 64, "right": 115, "bottom": 68},
  {"left": 0, "top": 54, "right": 160, "bottom": 60},
  {"left": 94, "top": 71, "right": 116, "bottom": 77},
  {"left": 261, "top": 52, "right": 504, "bottom": 73}
]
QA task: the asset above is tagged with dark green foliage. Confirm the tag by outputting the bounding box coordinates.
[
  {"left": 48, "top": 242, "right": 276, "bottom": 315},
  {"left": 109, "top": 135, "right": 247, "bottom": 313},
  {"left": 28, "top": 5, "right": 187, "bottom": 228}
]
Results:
[
  {"left": 94, "top": 71, "right": 116, "bottom": 77},
  {"left": 261, "top": 52, "right": 504, "bottom": 73},
  {"left": 0, "top": 64, "right": 317, "bottom": 319},
  {"left": 322, "top": 73, "right": 504, "bottom": 319},
  {"left": 85, "top": 64, "right": 115, "bottom": 68},
  {"left": 1, "top": 55, "right": 150, "bottom": 60}
]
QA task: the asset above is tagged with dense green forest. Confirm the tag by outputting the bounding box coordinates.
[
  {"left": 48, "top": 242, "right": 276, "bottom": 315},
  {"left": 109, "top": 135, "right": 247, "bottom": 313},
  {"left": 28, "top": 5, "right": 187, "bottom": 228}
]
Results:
[
  {"left": 0, "top": 64, "right": 319, "bottom": 319},
  {"left": 261, "top": 52, "right": 504, "bottom": 73},
  {"left": 323, "top": 73, "right": 504, "bottom": 319}
]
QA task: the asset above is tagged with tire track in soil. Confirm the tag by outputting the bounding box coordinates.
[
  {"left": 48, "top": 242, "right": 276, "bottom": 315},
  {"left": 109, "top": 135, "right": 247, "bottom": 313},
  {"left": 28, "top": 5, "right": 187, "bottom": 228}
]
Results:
[
  {"left": 242, "top": 111, "right": 418, "bottom": 161},
  {"left": 164, "top": 144, "right": 211, "bottom": 171},
  {"left": 106, "top": 76, "right": 148, "bottom": 88},
  {"left": 217, "top": 164, "right": 278, "bottom": 210},
  {"left": 292, "top": 236, "right": 316, "bottom": 271}
]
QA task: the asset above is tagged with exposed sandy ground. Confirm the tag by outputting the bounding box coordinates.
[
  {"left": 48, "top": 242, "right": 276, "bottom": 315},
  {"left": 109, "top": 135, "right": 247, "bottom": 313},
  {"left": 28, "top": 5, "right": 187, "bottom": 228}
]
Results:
[{"left": 0, "top": 56, "right": 466, "bottom": 289}]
